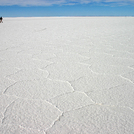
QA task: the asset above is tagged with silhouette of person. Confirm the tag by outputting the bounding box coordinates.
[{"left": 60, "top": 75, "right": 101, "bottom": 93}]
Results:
[{"left": 0, "top": 17, "right": 3, "bottom": 23}]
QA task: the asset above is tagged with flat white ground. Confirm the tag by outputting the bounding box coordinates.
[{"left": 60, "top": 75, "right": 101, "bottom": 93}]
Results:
[{"left": 0, "top": 17, "right": 134, "bottom": 134}]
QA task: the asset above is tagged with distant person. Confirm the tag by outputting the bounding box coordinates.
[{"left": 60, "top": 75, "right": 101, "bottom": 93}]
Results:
[{"left": 0, "top": 17, "right": 3, "bottom": 23}]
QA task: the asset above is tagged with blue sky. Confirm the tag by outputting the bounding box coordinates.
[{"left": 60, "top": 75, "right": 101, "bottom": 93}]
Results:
[{"left": 0, "top": 0, "right": 134, "bottom": 17}]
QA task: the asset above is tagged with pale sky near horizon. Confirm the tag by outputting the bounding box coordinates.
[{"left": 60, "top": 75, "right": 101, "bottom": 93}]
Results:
[{"left": 0, "top": 0, "right": 134, "bottom": 17}]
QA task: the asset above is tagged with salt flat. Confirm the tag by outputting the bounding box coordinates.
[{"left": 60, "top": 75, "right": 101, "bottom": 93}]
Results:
[{"left": 0, "top": 17, "right": 134, "bottom": 134}]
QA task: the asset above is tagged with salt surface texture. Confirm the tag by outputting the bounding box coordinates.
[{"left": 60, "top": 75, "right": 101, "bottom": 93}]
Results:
[{"left": 0, "top": 17, "right": 134, "bottom": 134}]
